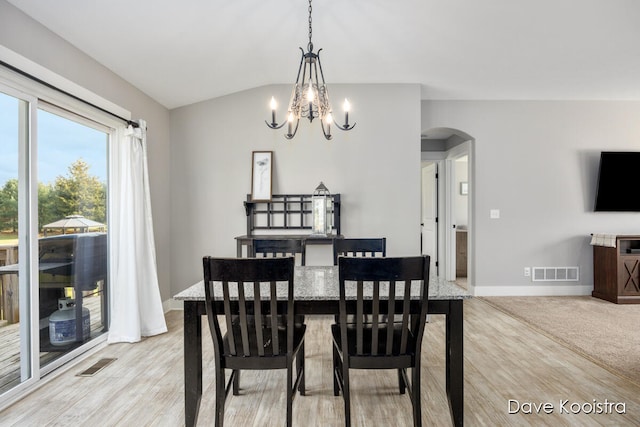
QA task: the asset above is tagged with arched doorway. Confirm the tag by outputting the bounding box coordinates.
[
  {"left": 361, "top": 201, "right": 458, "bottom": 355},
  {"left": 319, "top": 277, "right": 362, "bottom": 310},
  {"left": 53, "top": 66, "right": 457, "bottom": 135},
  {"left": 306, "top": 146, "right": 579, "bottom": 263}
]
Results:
[{"left": 421, "top": 127, "right": 474, "bottom": 289}]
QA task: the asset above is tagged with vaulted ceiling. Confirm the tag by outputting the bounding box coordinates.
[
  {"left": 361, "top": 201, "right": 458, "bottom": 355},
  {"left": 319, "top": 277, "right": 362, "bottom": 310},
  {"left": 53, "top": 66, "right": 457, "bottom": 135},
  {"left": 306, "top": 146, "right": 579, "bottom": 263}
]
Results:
[{"left": 8, "top": 0, "right": 640, "bottom": 109}]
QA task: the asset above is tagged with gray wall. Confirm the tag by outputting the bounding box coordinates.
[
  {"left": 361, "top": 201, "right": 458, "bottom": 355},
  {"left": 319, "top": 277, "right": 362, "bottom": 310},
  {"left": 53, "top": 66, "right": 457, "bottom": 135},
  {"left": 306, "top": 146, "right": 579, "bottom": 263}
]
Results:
[
  {"left": 170, "top": 84, "right": 422, "bottom": 291},
  {"left": 7, "top": 0, "right": 640, "bottom": 298},
  {"left": 422, "top": 100, "right": 640, "bottom": 294},
  {"left": 0, "top": 0, "right": 173, "bottom": 301}
]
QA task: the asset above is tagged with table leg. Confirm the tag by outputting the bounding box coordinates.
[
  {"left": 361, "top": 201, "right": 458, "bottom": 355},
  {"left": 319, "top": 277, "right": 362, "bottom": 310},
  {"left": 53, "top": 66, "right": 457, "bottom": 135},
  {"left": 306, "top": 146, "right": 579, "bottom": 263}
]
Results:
[
  {"left": 445, "top": 299, "right": 464, "bottom": 427},
  {"left": 184, "top": 301, "right": 203, "bottom": 427},
  {"left": 237, "top": 240, "right": 254, "bottom": 257}
]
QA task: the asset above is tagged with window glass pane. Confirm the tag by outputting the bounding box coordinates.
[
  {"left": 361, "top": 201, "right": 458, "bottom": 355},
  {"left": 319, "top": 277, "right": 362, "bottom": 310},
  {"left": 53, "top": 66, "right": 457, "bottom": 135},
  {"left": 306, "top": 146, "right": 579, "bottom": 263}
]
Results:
[
  {"left": 37, "top": 109, "right": 108, "bottom": 368},
  {"left": 0, "top": 90, "right": 30, "bottom": 394}
]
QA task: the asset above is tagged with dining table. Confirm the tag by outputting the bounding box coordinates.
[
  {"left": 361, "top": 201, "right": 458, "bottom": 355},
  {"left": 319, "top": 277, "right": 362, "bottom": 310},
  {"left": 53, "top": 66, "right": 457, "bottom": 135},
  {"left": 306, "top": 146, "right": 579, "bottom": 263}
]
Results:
[{"left": 174, "top": 265, "right": 471, "bottom": 427}]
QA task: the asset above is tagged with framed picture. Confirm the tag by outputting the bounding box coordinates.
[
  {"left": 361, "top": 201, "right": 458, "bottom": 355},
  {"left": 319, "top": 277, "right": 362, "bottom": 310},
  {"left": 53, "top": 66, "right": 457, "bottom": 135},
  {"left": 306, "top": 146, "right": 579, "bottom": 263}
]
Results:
[
  {"left": 251, "top": 151, "right": 273, "bottom": 201},
  {"left": 460, "top": 182, "right": 468, "bottom": 195}
]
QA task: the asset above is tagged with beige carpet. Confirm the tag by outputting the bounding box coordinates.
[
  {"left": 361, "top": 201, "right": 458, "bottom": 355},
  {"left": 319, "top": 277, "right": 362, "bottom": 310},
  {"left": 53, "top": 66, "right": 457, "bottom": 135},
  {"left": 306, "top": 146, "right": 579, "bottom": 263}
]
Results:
[{"left": 481, "top": 295, "right": 640, "bottom": 385}]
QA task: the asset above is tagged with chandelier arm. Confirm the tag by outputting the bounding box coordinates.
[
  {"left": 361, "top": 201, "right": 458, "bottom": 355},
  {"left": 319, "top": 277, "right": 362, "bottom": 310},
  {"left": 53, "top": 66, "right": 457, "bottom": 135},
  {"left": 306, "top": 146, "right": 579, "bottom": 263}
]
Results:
[
  {"left": 315, "top": 60, "right": 330, "bottom": 121},
  {"left": 315, "top": 49, "right": 326, "bottom": 85},
  {"left": 301, "top": 52, "right": 311, "bottom": 81},
  {"left": 294, "top": 47, "right": 306, "bottom": 84},
  {"left": 302, "top": 57, "right": 316, "bottom": 122},
  {"left": 334, "top": 122, "right": 356, "bottom": 131},
  {"left": 265, "top": 119, "right": 287, "bottom": 130},
  {"left": 285, "top": 118, "right": 301, "bottom": 139},
  {"left": 312, "top": 51, "right": 322, "bottom": 89},
  {"left": 320, "top": 120, "right": 333, "bottom": 140}
]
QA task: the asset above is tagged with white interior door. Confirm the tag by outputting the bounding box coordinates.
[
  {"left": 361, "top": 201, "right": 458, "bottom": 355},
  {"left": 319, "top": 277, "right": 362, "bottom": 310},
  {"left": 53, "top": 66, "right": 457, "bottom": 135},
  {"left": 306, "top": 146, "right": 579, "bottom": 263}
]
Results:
[
  {"left": 445, "top": 158, "right": 457, "bottom": 281},
  {"left": 421, "top": 162, "right": 437, "bottom": 272}
]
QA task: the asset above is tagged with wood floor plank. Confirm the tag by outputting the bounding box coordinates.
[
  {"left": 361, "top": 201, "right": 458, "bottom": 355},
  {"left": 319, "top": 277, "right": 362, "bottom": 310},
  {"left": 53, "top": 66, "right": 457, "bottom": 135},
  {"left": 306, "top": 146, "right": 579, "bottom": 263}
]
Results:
[{"left": 1, "top": 298, "right": 640, "bottom": 426}]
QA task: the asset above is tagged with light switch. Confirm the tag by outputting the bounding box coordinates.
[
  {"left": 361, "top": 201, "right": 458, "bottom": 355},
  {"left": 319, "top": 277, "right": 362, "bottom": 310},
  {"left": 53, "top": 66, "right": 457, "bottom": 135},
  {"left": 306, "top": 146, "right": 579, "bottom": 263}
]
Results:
[{"left": 490, "top": 209, "right": 500, "bottom": 219}]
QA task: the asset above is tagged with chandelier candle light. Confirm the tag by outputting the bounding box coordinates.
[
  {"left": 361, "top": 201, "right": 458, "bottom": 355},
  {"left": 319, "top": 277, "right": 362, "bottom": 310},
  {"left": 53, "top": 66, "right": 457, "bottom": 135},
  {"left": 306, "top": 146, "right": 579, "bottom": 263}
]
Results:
[{"left": 266, "top": 0, "right": 355, "bottom": 140}]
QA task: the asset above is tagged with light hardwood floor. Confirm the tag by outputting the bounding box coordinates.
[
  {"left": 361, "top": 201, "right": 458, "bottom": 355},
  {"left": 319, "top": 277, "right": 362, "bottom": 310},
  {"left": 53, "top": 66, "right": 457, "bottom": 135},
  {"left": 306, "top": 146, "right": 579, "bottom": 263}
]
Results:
[{"left": 1, "top": 298, "right": 639, "bottom": 426}]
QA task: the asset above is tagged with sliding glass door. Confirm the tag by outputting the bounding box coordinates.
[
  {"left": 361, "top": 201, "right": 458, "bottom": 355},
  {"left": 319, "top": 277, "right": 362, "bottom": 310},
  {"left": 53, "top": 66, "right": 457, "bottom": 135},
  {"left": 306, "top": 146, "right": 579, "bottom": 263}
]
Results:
[{"left": 0, "top": 83, "right": 111, "bottom": 398}]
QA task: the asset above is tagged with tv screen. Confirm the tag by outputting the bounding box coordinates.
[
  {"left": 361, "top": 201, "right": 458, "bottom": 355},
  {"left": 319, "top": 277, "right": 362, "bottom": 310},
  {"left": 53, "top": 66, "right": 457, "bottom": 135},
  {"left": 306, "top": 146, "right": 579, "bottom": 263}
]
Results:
[{"left": 594, "top": 151, "right": 640, "bottom": 211}]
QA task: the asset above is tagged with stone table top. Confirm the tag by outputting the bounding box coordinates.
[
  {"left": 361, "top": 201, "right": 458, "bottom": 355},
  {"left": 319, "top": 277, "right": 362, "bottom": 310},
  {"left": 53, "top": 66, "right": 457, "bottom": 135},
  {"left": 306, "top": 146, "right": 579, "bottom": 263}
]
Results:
[{"left": 174, "top": 266, "right": 471, "bottom": 302}]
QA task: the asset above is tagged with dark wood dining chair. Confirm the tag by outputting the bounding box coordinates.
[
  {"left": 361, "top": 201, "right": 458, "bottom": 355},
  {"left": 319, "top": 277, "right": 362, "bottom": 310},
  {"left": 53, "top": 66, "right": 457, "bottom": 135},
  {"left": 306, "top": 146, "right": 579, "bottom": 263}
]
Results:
[
  {"left": 332, "top": 255, "right": 430, "bottom": 427},
  {"left": 253, "top": 238, "right": 306, "bottom": 266},
  {"left": 241, "top": 239, "right": 306, "bottom": 394},
  {"left": 333, "top": 237, "right": 387, "bottom": 323},
  {"left": 332, "top": 237, "right": 386, "bottom": 265},
  {"left": 203, "top": 256, "right": 306, "bottom": 427}
]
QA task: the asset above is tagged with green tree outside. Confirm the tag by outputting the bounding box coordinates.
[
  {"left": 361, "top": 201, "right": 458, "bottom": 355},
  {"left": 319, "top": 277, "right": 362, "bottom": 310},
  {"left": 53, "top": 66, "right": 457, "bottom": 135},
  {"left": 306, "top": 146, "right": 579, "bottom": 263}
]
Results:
[
  {"left": 0, "top": 159, "right": 106, "bottom": 234},
  {"left": 52, "top": 159, "right": 106, "bottom": 224},
  {"left": 0, "top": 179, "right": 18, "bottom": 232},
  {"left": 38, "top": 182, "right": 56, "bottom": 230}
]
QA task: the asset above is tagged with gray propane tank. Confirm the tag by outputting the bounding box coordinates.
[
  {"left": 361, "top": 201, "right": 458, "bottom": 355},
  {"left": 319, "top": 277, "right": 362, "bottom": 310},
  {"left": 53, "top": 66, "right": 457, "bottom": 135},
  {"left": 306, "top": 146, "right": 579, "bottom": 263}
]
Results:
[{"left": 49, "top": 297, "right": 90, "bottom": 346}]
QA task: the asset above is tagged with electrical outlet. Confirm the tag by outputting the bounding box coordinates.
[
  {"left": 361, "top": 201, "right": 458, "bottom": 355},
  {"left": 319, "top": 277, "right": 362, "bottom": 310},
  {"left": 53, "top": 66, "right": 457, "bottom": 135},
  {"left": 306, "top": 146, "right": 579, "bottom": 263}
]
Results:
[{"left": 524, "top": 267, "right": 531, "bottom": 277}]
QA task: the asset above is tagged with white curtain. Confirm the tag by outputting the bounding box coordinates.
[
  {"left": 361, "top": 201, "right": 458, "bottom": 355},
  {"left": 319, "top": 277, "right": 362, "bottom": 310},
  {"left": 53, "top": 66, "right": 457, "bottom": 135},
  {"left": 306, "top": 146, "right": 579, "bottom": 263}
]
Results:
[{"left": 108, "top": 119, "right": 167, "bottom": 343}]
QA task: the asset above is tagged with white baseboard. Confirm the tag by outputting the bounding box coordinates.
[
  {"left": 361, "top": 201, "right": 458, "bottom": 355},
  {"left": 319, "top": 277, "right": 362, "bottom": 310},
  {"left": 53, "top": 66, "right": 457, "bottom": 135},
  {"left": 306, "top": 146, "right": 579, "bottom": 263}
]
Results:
[
  {"left": 473, "top": 284, "right": 592, "bottom": 297},
  {"left": 163, "top": 298, "right": 184, "bottom": 312}
]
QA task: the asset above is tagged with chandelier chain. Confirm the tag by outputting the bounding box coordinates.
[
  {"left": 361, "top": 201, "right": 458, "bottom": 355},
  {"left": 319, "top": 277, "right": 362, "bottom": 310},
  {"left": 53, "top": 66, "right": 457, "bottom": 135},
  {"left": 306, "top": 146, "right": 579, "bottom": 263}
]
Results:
[{"left": 307, "top": 0, "right": 313, "bottom": 51}]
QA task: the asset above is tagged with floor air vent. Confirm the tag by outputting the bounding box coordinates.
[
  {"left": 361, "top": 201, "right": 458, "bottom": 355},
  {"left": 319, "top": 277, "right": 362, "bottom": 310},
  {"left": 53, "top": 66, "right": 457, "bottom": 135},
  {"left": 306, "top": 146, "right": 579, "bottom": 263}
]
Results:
[
  {"left": 77, "top": 358, "right": 117, "bottom": 377},
  {"left": 532, "top": 267, "right": 579, "bottom": 282}
]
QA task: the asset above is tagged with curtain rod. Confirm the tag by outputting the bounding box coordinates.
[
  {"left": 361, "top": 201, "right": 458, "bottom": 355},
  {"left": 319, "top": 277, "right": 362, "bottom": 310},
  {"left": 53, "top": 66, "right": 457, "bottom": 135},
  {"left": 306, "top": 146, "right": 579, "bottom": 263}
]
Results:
[{"left": 0, "top": 59, "right": 139, "bottom": 128}]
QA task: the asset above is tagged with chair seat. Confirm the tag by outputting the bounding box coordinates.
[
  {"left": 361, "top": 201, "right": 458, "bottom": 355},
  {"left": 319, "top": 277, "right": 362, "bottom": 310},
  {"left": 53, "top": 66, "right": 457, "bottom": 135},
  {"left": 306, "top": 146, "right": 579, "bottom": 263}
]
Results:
[
  {"left": 224, "top": 324, "right": 306, "bottom": 361},
  {"left": 331, "top": 323, "right": 417, "bottom": 360}
]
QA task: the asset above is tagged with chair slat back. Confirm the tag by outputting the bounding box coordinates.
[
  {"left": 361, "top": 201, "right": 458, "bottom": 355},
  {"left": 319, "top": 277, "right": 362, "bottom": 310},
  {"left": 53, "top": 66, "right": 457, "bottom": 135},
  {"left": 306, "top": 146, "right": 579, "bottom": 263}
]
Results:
[
  {"left": 338, "top": 256, "right": 430, "bottom": 357},
  {"left": 253, "top": 239, "right": 306, "bottom": 266},
  {"left": 333, "top": 238, "right": 386, "bottom": 265},
  {"left": 203, "top": 257, "right": 295, "bottom": 359}
]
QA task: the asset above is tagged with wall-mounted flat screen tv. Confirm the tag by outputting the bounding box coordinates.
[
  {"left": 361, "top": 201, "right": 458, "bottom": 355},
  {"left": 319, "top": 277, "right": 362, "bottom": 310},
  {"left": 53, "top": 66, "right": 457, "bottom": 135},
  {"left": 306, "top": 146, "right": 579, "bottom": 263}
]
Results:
[{"left": 594, "top": 151, "right": 640, "bottom": 212}]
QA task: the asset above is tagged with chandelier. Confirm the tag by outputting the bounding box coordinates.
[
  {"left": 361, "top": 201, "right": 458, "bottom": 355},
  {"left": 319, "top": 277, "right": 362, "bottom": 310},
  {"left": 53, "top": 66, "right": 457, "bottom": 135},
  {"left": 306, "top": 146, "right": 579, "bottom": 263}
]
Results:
[{"left": 266, "top": 0, "right": 355, "bottom": 140}]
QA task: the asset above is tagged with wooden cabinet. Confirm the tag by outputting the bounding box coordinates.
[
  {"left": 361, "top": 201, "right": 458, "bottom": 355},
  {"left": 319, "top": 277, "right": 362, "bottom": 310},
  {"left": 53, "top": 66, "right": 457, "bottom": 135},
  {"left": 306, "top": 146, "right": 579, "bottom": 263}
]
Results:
[{"left": 593, "top": 235, "right": 640, "bottom": 304}]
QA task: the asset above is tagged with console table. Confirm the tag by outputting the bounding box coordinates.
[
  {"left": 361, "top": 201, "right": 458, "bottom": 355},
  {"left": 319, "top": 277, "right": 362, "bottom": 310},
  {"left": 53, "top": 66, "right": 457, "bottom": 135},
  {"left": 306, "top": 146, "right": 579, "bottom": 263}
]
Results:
[
  {"left": 592, "top": 234, "right": 640, "bottom": 304},
  {"left": 237, "top": 193, "right": 343, "bottom": 257}
]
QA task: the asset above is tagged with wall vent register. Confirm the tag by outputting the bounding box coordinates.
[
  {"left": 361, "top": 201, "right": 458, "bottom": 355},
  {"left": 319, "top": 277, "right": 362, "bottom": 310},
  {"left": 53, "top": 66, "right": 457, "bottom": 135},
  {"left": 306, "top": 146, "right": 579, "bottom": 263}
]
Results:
[{"left": 532, "top": 266, "right": 579, "bottom": 282}]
